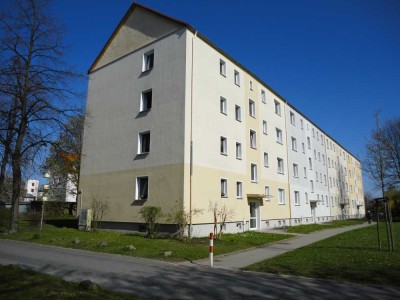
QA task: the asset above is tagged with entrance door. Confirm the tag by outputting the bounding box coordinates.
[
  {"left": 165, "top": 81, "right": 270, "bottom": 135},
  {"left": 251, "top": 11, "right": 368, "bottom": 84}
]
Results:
[
  {"left": 310, "top": 203, "right": 316, "bottom": 223},
  {"left": 249, "top": 201, "right": 259, "bottom": 230}
]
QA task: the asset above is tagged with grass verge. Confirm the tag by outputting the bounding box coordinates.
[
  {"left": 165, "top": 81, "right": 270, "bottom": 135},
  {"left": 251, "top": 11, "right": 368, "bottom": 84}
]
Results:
[
  {"left": 1, "top": 227, "right": 292, "bottom": 262},
  {"left": 286, "top": 219, "right": 365, "bottom": 234},
  {"left": 0, "top": 264, "right": 141, "bottom": 299},
  {"left": 246, "top": 222, "right": 400, "bottom": 287}
]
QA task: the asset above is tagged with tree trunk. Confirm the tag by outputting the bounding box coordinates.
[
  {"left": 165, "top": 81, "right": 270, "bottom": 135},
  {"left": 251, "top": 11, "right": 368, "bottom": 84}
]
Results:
[{"left": 9, "top": 156, "right": 22, "bottom": 233}]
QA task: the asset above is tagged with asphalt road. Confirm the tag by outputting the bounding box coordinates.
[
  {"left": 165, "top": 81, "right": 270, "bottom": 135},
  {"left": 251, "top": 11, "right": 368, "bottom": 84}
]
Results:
[{"left": 1, "top": 239, "right": 399, "bottom": 299}]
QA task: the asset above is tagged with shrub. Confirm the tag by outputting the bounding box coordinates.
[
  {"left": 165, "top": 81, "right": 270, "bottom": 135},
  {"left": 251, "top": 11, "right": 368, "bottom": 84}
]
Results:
[
  {"left": 90, "top": 195, "right": 110, "bottom": 231},
  {"left": 139, "top": 206, "right": 162, "bottom": 238},
  {"left": 0, "top": 207, "right": 10, "bottom": 228}
]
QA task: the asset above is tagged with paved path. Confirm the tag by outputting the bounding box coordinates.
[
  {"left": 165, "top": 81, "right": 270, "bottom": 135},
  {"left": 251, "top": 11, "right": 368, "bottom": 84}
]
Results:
[
  {"left": 186, "top": 223, "right": 373, "bottom": 269},
  {"left": 1, "top": 223, "right": 399, "bottom": 299}
]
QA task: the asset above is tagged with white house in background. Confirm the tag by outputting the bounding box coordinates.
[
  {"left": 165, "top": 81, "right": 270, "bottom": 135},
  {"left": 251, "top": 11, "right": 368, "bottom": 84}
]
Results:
[
  {"left": 24, "top": 179, "right": 39, "bottom": 201},
  {"left": 79, "top": 3, "right": 364, "bottom": 236}
]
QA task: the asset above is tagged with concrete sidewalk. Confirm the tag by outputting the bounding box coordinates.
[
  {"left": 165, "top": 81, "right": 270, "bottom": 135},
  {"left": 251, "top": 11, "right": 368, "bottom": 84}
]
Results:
[{"left": 186, "top": 222, "right": 372, "bottom": 269}]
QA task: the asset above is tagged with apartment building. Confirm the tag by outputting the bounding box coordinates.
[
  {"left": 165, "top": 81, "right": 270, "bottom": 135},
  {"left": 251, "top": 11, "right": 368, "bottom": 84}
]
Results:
[{"left": 79, "top": 3, "right": 364, "bottom": 236}]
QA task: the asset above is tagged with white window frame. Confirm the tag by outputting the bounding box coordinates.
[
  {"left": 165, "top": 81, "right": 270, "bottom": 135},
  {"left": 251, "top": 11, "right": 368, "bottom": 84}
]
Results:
[
  {"left": 261, "top": 89, "right": 266, "bottom": 103},
  {"left": 221, "top": 178, "right": 228, "bottom": 197},
  {"left": 276, "top": 128, "right": 283, "bottom": 144},
  {"left": 265, "top": 186, "right": 270, "bottom": 201},
  {"left": 278, "top": 188, "right": 285, "bottom": 204},
  {"left": 220, "top": 97, "right": 227, "bottom": 114},
  {"left": 220, "top": 136, "right": 227, "bottom": 155},
  {"left": 136, "top": 176, "right": 149, "bottom": 200},
  {"left": 235, "top": 105, "right": 241, "bottom": 122},
  {"left": 264, "top": 152, "right": 269, "bottom": 167},
  {"left": 277, "top": 158, "right": 284, "bottom": 174},
  {"left": 290, "top": 111, "right": 295, "bottom": 125},
  {"left": 234, "top": 70, "right": 240, "bottom": 86},
  {"left": 142, "top": 50, "right": 154, "bottom": 72},
  {"left": 251, "top": 163, "right": 258, "bottom": 182},
  {"left": 236, "top": 181, "right": 243, "bottom": 199},
  {"left": 249, "top": 99, "right": 256, "bottom": 117},
  {"left": 236, "top": 142, "right": 242, "bottom": 159},
  {"left": 250, "top": 130, "right": 257, "bottom": 149},
  {"left": 274, "top": 100, "right": 281, "bottom": 116},
  {"left": 263, "top": 120, "right": 268, "bottom": 134},
  {"left": 220, "top": 59, "right": 226, "bottom": 76},
  {"left": 140, "top": 89, "right": 152, "bottom": 112},
  {"left": 294, "top": 191, "right": 300, "bottom": 205},
  {"left": 293, "top": 163, "right": 298, "bottom": 178},
  {"left": 291, "top": 137, "right": 297, "bottom": 151},
  {"left": 138, "top": 131, "right": 150, "bottom": 154}
]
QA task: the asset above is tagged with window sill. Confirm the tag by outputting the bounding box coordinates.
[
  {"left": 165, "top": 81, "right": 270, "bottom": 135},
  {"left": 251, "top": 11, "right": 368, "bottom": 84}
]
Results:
[
  {"left": 141, "top": 68, "right": 153, "bottom": 74},
  {"left": 220, "top": 73, "right": 226, "bottom": 77},
  {"left": 250, "top": 146, "right": 257, "bottom": 150},
  {"left": 250, "top": 115, "right": 256, "bottom": 119},
  {"left": 220, "top": 112, "right": 227, "bottom": 115},
  {"left": 276, "top": 141, "right": 283, "bottom": 145},
  {"left": 236, "top": 157, "right": 242, "bottom": 160},
  {"left": 236, "top": 197, "right": 243, "bottom": 199},
  {"left": 278, "top": 203, "right": 286, "bottom": 205},
  {"left": 277, "top": 172, "right": 284, "bottom": 175},
  {"left": 251, "top": 180, "right": 258, "bottom": 183},
  {"left": 220, "top": 153, "right": 227, "bottom": 156}
]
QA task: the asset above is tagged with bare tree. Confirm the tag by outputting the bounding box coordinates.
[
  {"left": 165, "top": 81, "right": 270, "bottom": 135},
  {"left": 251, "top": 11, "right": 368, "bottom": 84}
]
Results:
[
  {"left": 364, "top": 113, "right": 389, "bottom": 197},
  {"left": 209, "top": 201, "right": 235, "bottom": 239},
  {"left": 0, "top": 0, "right": 82, "bottom": 232}
]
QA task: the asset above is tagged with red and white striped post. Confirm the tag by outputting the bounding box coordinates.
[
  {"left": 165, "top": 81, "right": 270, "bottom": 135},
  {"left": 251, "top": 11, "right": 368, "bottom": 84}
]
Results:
[{"left": 209, "top": 232, "right": 214, "bottom": 267}]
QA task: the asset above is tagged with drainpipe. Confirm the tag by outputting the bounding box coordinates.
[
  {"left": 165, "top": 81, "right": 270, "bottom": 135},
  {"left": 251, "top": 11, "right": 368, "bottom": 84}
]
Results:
[
  {"left": 283, "top": 101, "right": 292, "bottom": 226},
  {"left": 188, "top": 31, "right": 197, "bottom": 238}
]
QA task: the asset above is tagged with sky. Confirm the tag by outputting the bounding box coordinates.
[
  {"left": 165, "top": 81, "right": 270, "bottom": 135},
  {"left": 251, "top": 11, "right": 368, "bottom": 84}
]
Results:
[{"left": 4, "top": 0, "right": 399, "bottom": 195}]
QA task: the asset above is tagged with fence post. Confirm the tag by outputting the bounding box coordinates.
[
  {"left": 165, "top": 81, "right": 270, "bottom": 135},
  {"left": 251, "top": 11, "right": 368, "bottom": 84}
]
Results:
[{"left": 209, "top": 232, "right": 214, "bottom": 267}]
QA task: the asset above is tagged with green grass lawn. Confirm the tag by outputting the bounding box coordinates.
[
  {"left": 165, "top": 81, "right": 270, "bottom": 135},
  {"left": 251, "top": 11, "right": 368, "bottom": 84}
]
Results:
[
  {"left": 246, "top": 222, "right": 400, "bottom": 287},
  {"left": 1, "top": 226, "right": 292, "bottom": 262},
  {"left": 286, "top": 219, "right": 365, "bottom": 234},
  {"left": 0, "top": 264, "right": 141, "bottom": 300}
]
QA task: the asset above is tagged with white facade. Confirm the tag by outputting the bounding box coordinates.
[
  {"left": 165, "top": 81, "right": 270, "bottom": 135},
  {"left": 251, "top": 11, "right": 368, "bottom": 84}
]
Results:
[{"left": 24, "top": 179, "right": 39, "bottom": 201}]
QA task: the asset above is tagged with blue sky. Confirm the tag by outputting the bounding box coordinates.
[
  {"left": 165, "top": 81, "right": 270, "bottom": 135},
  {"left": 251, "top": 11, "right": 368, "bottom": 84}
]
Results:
[{"left": 14, "top": 0, "right": 400, "bottom": 194}]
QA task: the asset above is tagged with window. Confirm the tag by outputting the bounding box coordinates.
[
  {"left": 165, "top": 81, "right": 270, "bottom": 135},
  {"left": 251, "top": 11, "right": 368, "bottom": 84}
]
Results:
[
  {"left": 276, "top": 128, "right": 283, "bottom": 144},
  {"left": 250, "top": 80, "right": 253, "bottom": 90},
  {"left": 265, "top": 186, "right": 270, "bottom": 201},
  {"left": 304, "top": 167, "right": 307, "bottom": 178},
  {"left": 261, "top": 89, "right": 266, "bottom": 103},
  {"left": 318, "top": 152, "right": 321, "bottom": 161},
  {"left": 140, "top": 89, "right": 152, "bottom": 112},
  {"left": 31, "top": 189, "right": 34, "bottom": 193},
  {"left": 234, "top": 70, "right": 240, "bottom": 86},
  {"left": 221, "top": 179, "right": 227, "bottom": 197},
  {"left": 263, "top": 120, "right": 267, "bottom": 134},
  {"left": 235, "top": 105, "right": 241, "bottom": 121},
  {"left": 274, "top": 100, "right": 281, "bottom": 115},
  {"left": 249, "top": 99, "right": 255, "bottom": 117},
  {"left": 236, "top": 181, "right": 243, "bottom": 198},
  {"left": 316, "top": 171, "right": 318, "bottom": 182},
  {"left": 293, "top": 163, "right": 298, "bottom": 177},
  {"left": 290, "top": 111, "right": 295, "bottom": 125},
  {"left": 309, "top": 157, "right": 313, "bottom": 170},
  {"left": 305, "top": 192, "right": 309, "bottom": 204},
  {"left": 142, "top": 50, "right": 154, "bottom": 72},
  {"left": 314, "top": 150, "right": 316, "bottom": 159},
  {"left": 250, "top": 130, "right": 257, "bottom": 149},
  {"left": 251, "top": 163, "right": 258, "bottom": 182},
  {"left": 220, "top": 97, "right": 227, "bottom": 114},
  {"left": 302, "top": 143, "right": 305, "bottom": 153},
  {"left": 300, "top": 119, "right": 304, "bottom": 129},
  {"left": 310, "top": 180, "right": 314, "bottom": 192},
  {"left": 291, "top": 137, "right": 297, "bottom": 151},
  {"left": 307, "top": 137, "right": 311, "bottom": 148},
  {"left": 278, "top": 188, "right": 285, "bottom": 204},
  {"left": 136, "top": 176, "right": 148, "bottom": 200},
  {"left": 294, "top": 191, "right": 300, "bottom": 205},
  {"left": 324, "top": 175, "right": 327, "bottom": 185},
  {"left": 322, "top": 154, "right": 325, "bottom": 165},
  {"left": 264, "top": 152, "right": 269, "bottom": 167},
  {"left": 236, "top": 142, "right": 242, "bottom": 159},
  {"left": 220, "top": 59, "right": 226, "bottom": 76},
  {"left": 138, "top": 131, "right": 150, "bottom": 154},
  {"left": 220, "top": 137, "right": 227, "bottom": 155},
  {"left": 277, "top": 158, "right": 284, "bottom": 174},
  {"left": 312, "top": 128, "right": 315, "bottom": 138}
]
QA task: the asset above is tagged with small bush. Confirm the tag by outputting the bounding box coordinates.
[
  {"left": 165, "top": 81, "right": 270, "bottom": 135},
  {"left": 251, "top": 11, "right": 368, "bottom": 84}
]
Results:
[
  {"left": 139, "top": 206, "right": 162, "bottom": 238},
  {"left": 25, "top": 212, "right": 42, "bottom": 227}
]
